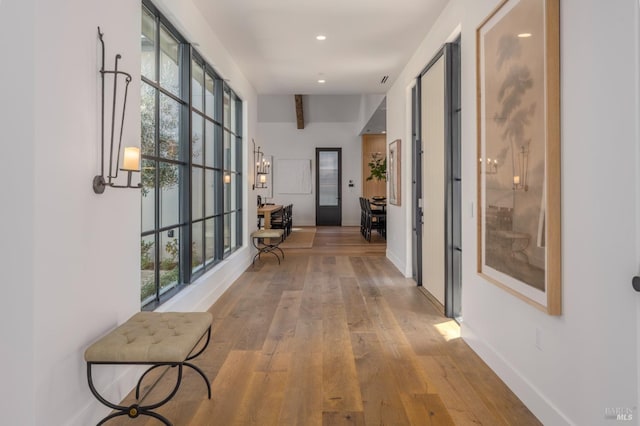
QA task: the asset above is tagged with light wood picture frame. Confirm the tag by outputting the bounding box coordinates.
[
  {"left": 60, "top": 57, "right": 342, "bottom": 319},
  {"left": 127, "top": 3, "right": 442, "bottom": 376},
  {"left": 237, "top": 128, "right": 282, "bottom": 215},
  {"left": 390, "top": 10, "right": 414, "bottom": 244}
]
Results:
[
  {"left": 476, "top": 0, "right": 561, "bottom": 315},
  {"left": 388, "top": 139, "right": 401, "bottom": 206}
]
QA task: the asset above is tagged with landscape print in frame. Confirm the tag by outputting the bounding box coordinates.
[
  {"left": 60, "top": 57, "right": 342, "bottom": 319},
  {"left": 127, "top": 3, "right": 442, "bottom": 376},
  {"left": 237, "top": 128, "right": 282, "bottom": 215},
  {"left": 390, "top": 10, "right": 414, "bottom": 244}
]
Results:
[{"left": 476, "top": 0, "right": 561, "bottom": 315}]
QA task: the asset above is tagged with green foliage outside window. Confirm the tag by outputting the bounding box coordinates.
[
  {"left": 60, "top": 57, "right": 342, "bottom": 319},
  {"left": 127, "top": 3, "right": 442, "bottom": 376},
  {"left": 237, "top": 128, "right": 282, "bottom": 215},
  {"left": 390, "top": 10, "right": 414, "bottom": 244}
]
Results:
[{"left": 140, "top": 88, "right": 180, "bottom": 196}]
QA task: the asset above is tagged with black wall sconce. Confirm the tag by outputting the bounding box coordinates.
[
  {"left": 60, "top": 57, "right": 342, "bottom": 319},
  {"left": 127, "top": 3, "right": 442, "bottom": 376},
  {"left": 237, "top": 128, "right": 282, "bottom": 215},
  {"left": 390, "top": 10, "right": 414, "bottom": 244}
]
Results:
[
  {"left": 93, "top": 27, "right": 141, "bottom": 194},
  {"left": 253, "top": 139, "right": 270, "bottom": 190}
]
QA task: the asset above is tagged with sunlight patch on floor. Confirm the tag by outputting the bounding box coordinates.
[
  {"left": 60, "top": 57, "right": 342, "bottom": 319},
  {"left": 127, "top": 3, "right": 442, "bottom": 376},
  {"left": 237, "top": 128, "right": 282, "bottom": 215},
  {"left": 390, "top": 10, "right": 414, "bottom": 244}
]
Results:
[{"left": 434, "top": 320, "right": 461, "bottom": 341}]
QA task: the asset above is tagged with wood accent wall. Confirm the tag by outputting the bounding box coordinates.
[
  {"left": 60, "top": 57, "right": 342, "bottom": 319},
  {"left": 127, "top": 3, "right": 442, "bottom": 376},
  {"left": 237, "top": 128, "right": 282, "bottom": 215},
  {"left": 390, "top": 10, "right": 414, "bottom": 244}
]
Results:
[{"left": 362, "top": 134, "right": 387, "bottom": 199}]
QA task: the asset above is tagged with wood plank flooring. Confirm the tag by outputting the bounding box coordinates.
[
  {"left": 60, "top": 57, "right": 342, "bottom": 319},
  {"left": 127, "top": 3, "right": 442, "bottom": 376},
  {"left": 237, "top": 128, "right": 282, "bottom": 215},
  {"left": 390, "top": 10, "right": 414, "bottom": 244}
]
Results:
[{"left": 109, "top": 227, "right": 540, "bottom": 425}]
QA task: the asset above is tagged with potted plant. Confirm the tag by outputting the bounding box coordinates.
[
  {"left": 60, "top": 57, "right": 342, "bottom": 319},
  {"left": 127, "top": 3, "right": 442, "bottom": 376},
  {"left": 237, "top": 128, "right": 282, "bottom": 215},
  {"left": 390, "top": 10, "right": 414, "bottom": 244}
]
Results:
[{"left": 366, "top": 152, "right": 387, "bottom": 181}]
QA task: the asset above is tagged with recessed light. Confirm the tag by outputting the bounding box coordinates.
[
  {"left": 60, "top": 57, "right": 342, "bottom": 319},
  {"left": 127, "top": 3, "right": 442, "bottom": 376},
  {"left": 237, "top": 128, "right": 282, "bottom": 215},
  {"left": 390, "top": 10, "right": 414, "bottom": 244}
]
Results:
[
  {"left": 518, "top": 33, "right": 532, "bottom": 38},
  {"left": 317, "top": 79, "right": 326, "bottom": 84},
  {"left": 316, "top": 35, "right": 327, "bottom": 41}
]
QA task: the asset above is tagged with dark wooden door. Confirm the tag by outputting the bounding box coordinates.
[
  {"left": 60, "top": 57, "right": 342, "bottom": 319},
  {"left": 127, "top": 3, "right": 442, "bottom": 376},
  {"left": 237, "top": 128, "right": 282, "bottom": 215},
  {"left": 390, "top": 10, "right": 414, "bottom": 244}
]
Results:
[{"left": 316, "top": 148, "right": 342, "bottom": 226}]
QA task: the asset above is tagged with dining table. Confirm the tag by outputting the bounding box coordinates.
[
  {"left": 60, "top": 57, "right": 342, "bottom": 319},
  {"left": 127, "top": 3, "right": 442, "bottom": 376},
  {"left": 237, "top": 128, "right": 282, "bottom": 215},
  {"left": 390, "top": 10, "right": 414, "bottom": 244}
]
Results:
[{"left": 257, "top": 204, "right": 283, "bottom": 229}]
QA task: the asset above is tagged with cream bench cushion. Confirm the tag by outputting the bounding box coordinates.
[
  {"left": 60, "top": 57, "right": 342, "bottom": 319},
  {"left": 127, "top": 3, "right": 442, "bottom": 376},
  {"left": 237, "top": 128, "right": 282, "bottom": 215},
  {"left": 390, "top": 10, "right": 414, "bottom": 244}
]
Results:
[
  {"left": 251, "top": 229, "right": 284, "bottom": 239},
  {"left": 85, "top": 312, "right": 213, "bottom": 364}
]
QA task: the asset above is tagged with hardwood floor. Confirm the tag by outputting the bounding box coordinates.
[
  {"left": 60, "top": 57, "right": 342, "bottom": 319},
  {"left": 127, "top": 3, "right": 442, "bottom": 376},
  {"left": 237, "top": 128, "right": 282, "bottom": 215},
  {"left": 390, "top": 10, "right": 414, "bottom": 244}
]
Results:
[{"left": 111, "top": 227, "right": 540, "bottom": 425}]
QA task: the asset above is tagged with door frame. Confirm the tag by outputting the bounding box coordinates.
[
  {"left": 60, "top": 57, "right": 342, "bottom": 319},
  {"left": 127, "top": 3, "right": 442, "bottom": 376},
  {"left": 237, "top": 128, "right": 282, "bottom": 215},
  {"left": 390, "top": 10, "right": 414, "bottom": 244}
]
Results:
[
  {"left": 412, "top": 84, "right": 422, "bottom": 285},
  {"left": 315, "top": 147, "right": 342, "bottom": 226},
  {"left": 412, "top": 38, "right": 461, "bottom": 319},
  {"left": 444, "top": 38, "right": 462, "bottom": 320}
]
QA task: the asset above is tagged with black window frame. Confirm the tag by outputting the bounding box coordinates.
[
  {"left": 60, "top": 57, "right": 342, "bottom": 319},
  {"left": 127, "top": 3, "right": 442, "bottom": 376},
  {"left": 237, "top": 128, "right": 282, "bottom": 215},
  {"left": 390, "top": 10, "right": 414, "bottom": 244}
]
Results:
[{"left": 141, "top": 0, "right": 243, "bottom": 310}]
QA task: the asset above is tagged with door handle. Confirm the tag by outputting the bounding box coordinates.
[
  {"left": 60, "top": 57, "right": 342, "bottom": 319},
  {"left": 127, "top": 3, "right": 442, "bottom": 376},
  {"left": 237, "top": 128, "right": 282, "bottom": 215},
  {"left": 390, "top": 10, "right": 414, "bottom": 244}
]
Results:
[{"left": 633, "top": 276, "right": 640, "bottom": 292}]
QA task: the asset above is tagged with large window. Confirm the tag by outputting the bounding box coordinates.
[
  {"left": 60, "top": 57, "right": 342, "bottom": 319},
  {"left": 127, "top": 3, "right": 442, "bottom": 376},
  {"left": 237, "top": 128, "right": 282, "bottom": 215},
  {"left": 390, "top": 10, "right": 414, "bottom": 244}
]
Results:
[{"left": 141, "top": 2, "right": 243, "bottom": 309}]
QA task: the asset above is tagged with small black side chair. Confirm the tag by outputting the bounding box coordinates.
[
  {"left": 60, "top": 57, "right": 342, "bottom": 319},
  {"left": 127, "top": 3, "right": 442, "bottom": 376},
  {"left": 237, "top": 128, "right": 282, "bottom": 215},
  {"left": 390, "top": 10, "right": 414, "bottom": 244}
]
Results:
[{"left": 250, "top": 228, "right": 285, "bottom": 265}]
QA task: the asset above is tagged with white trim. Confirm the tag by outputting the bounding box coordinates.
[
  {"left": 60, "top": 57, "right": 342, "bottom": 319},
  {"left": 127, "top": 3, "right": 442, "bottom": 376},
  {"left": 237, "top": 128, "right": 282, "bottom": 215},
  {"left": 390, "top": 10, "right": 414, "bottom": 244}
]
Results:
[
  {"left": 461, "top": 322, "right": 575, "bottom": 426},
  {"left": 634, "top": 0, "right": 640, "bottom": 414},
  {"left": 404, "top": 80, "right": 416, "bottom": 277},
  {"left": 386, "top": 248, "right": 409, "bottom": 277},
  {"left": 156, "top": 246, "right": 251, "bottom": 313}
]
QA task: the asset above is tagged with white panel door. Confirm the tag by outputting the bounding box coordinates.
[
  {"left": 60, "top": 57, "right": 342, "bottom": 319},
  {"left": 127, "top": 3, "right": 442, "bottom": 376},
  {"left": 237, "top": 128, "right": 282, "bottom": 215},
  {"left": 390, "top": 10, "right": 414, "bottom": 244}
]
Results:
[{"left": 421, "top": 55, "right": 446, "bottom": 305}]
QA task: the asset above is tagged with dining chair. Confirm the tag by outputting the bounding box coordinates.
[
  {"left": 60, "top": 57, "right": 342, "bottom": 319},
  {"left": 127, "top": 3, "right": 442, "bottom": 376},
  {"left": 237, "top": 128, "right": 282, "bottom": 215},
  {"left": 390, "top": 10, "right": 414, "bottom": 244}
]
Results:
[
  {"left": 272, "top": 204, "right": 294, "bottom": 236},
  {"left": 363, "top": 198, "right": 386, "bottom": 241}
]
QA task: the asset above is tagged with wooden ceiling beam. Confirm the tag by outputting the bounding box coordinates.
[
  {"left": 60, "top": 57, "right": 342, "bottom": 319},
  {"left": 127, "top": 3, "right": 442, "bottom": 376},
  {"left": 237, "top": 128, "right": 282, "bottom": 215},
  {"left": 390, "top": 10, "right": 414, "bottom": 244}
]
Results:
[{"left": 295, "top": 94, "right": 304, "bottom": 129}]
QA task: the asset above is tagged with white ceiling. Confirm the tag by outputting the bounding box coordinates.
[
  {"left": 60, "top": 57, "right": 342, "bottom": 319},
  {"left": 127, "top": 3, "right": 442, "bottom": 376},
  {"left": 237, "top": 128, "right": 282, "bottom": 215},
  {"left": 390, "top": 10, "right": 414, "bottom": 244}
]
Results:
[{"left": 191, "top": 0, "right": 449, "bottom": 95}]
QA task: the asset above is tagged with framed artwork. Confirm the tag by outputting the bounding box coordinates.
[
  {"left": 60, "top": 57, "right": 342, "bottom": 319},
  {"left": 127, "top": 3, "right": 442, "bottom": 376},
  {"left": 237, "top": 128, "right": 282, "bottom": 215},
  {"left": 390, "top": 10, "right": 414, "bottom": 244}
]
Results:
[
  {"left": 476, "top": 0, "right": 561, "bottom": 314},
  {"left": 275, "top": 159, "right": 312, "bottom": 194},
  {"left": 388, "top": 139, "right": 401, "bottom": 205}
]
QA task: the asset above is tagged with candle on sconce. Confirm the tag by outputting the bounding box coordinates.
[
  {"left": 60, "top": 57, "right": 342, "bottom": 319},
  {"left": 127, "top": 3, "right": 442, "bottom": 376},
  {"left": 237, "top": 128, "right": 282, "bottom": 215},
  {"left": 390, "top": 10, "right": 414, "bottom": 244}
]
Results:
[
  {"left": 259, "top": 174, "right": 267, "bottom": 184},
  {"left": 513, "top": 175, "right": 520, "bottom": 185},
  {"left": 122, "top": 146, "right": 141, "bottom": 171}
]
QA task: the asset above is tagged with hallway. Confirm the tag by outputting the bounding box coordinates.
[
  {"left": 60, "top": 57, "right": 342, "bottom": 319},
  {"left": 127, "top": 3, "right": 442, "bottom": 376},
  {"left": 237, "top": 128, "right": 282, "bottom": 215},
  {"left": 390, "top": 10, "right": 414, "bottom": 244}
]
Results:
[{"left": 115, "top": 227, "right": 539, "bottom": 425}]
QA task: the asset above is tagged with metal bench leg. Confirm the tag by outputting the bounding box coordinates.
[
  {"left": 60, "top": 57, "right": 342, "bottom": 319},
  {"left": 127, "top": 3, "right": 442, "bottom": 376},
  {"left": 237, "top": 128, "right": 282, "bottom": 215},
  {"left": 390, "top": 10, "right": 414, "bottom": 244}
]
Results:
[
  {"left": 184, "top": 327, "right": 212, "bottom": 399},
  {"left": 183, "top": 362, "right": 212, "bottom": 399},
  {"left": 88, "top": 362, "right": 183, "bottom": 426},
  {"left": 252, "top": 237, "right": 282, "bottom": 265}
]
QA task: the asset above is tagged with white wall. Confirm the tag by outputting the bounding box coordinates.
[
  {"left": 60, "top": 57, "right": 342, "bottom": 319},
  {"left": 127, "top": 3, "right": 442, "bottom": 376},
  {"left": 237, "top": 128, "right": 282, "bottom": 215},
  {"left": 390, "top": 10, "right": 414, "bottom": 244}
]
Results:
[
  {"left": 0, "top": 1, "right": 36, "bottom": 425},
  {"left": 257, "top": 95, "right": 365, "bottom": 227},
  {"left": 28, "top": 1, "right": 142, "bottom": 424},
  {"left": 386, "top": 0, "right": 640, "bottom": 424},
  {"left": 0, "top": 0, "right": 257, "bottom": 424},
  {"left": 636, "top": 0, "right": 640, "bottom": 416}
]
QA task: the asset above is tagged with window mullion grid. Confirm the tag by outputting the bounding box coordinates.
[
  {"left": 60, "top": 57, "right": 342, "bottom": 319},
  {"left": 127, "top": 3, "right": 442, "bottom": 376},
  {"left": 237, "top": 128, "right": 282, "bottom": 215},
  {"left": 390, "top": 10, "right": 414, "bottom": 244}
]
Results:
[
  {"left": 214, "top": 79, "right": 225, "bottom": 260},
  {"left": 153, "top": 13, "right": 162, "bottom": 304},
  {"left": 179, "top": 44, "right": 193, "bottom": 285},
  {"left": 191, "top": 60, "right": 207, "bottom": 279},
  {"left": 140, "top": 2, "right": 244, "bottom": 308},
  {"left": 199, "top": 66, "right": 208, "bottom": 273},
  {"left": 235, "top": 96, "right": 242, "bottom": 246}
]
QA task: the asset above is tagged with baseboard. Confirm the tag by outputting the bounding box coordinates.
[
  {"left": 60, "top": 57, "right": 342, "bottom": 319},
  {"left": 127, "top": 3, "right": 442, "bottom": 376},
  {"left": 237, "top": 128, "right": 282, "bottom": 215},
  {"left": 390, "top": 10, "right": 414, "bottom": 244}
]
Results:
[
  {"left": 461, "top": 323, "right": 574, "bottom": 426},
  {"left": 191, "top": 247, "right": 250, "bottom": 312},
  {"left": 417, "top": 286, "right": 445, "bottom": 316},
  {"left": 68, "top": 364, "right": 144, "bottom": 426},
  {"left": 157, "top": 246, "right": 251, "bottom": 313},
  {"left": 386, "top": 248, "right": 406, "bottom": 276}
]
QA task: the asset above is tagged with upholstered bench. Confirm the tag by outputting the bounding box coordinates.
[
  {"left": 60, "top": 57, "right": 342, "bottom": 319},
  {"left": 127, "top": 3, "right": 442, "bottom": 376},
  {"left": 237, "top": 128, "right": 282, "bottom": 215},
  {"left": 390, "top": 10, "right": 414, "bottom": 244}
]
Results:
[
  {"left": 251, "top": 228, "right": 285, "bottom": 265},
  {"left": 85, "top": 311, "right": 213, "bottom": 425}
]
